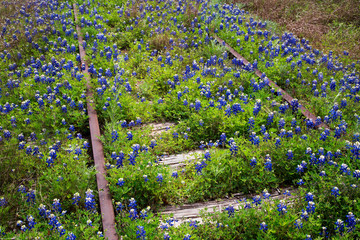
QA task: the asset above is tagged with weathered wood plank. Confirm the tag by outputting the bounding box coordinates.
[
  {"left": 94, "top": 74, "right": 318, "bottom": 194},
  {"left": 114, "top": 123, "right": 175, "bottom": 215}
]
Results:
[
  {"left": 147, "top": 122, "right": 175, "bottom": 136},
  {"left": 160, "top": 187, "right": 296, "bottom": 226},
  {"left": 159, "top": 150, "right": 203, "bottom": 168}
]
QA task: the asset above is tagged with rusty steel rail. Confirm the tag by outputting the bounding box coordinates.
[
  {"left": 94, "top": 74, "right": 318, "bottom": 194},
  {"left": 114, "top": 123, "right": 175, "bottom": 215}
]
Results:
[
  {"left": 214, "top": 35, "right": 328, "bottom": 129},
  {"left": 73, "top": 4, "right": 118, "bottom": 240}
]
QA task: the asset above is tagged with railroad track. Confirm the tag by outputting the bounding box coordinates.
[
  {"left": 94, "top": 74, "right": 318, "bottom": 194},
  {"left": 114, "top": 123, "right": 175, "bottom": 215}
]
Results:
[
  {"left": 73, "top": 4, "right": 118, "bottom": 240},
  {"left": 213, "top": 35, "right": 329, "bottom": 129}
]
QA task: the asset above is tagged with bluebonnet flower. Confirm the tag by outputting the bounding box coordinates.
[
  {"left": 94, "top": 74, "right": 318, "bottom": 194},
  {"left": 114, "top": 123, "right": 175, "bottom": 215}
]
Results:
[
  {"left": 300, "top": 134, "right": 308, "bottom": 140},
  {"left": 198, "top": 119, "right": 204, "bottom": 127},
  {"left": 340, "top": 163, "right": 350, "bottom": 175},
  {"left": 275, "top": 138, "right": 281, "bottom": 148},
  {"left": 253, "top": 99, "right": 261, "bottom": 116},
  {"left": 334, "top": 127, "right": 342, "bottom": 139},
  {"left": 277, "top": 200, "right": 287, "bottom": 215},
  {"left": 230, "top": 142, "right": 238, "bottom": 156},
  {"left": 294, "top": 219, "right": 303, "bottom": 229},
  {"left": 306, "top": 201, "right": 316, "bottom": 214},
  {"left": 243, "top": 198, "right": 252, "bottom": 209},
  {"left": 305, "top": 119, "right": 314, "bottom": 129},
  {"left": 319, "top": 226, "right": 329, "bottom": 237},
  {"left": 248, "top": 117, "right": 255, "bottom": 131},
  {"left": 61, "top": 105, "right": 67, "bottom": 113},
  {"left": 345, "top": 212, "right": 356, "bottom": 232},
  {"left": 66, "top": 232, "right": 77, "bottom": 240},
  {"left": 85, "top": 189, "right": 96, "bottom": 212},
  {"left": 225, "top": 205, "right": 235, "bottom": 217},
  {"left": 286, "top": 150, "right": 293, "bottom": 160},
  {"left": 140, "top": 209, "right": 148, "bottom": 220},
  {"left": 52, "top": 199, "right": 62, "bottom": 212},
  {"left": 250, "top": 157, "right": 257, "bottom": 168},
  {"left": 350, "top": 142, "right": 360, "bottom": 160},
  {"left": 38, "top": 204, "right": 49, "bottom": 218},
  {"left": 263, "top": 132, "right": 270, "bottom": 142},
  {"left": 259, "top": 222, "right": 268, "bottom": 233},
  {"left": 318, "top": 171, "right": 326, "bottom": 177},
  {"left": 3, "top": 130, "right": 11, "bottom": 140},
  {"left": 305, "top": 192, "right": 314, "bottom": 202},
  {"left": 27, "top": 215, "right": 36, "bottom": 230},
  {"left": 189, "top": 220, "right": 198, "bottom": 229},
  {"left": 264, "top": 159, "right": 272, "bottom": 171},
  {"left": 296, "top": 164, "right": 305, "bottom": 173},
  {"left": 172, "top": 171, "right": 178, "bottom": 178},
  {"left": 220, "top": 133, "right": 226, "bottom": 144},
  {"left": 72, "top": 193, "right": 80, "bottom": 205},
  {"left": 340, "top": 98, "right": 347, "bottom": 108},
  {"left": 166, "top": 217, "right": 178, "bottom": 227},
  {"left": 16, "top": 220, "right": 23, "bottom": 227},
  {"left": 116, "top": 202, "right": 123, "bottom": 212},
  {"left": 353, "top": 170, "right": 360, "bottom": 180},
  {"left": 126, "top": 132, "right": 133, "bottom": 141},
  {"left": 260, "top": 125, "right": 267, "bottom": 134},
  {"left": 117, "top": 178, "right": 125, "bottom": 187},
  {"left": 74, "top": 147, "right": 82, "bottom": 156},
  {"left": 267, "top": 112, "right": 274, "bottom": 125},
  {"left": 306, "top": 147, "right": 312, "bottom": 155},
  {"left": 315, "top": 117, "right": 322, "bottom": 127},
  {"left": 129, "top": 198, "right": 137, "bottom": 210},
  {"left": 301, "top": 210, "right": 309, "bottom": 221},
  {"left": 150, "top": 139, "right": 157, "bottom": 149},
  {"left": 0, "top": 197, "right": 7, "bottom": 207},
  {"left": 262, "top": 190, "right": 271, "bottom": 199},
  {"left": 279, "top": 129, "right": 287, "bottom": 138},
  {"left": 142, "top": 174, "right": 149, "bottom": 182},
  {"left": 129, "top": 209, "right": 138, "bottom": 220},
  {"left": 278, "top": 118, "right": 285, "bottom": 129},
  {"left": 304, "top": 235, "right": 312, "bottom": 240},
  {"left": 335, "top": 219, "right": 344, "bottom": 235},
  {"left": 353, "top": 133, "right": 360, "bottom": 142},
  {"left": 128, "top": 153, "right": 136, "bottom": 166},
  {"left": 112, "top": 130, "right": 118, "bottom": 142},
  {"left": 298, "top": 179, "right": 305, "bottom": 186},
  {"left": 204, "top": 150, "right": 211, "bottom": 161},
  {"left": 194, "top": 99, "right": 201, "bottom": 111},
  {"left": 86, "top": 219, "right": 92, "bottom": 226},
  {"left": 20, "top": 225, "right": 27, "bottom": 232},
  {"left": 319, "top": 130, "right": 329, "bottom": 142},
  {"left": 183, "top": 234, "right": 191, "bottom": 240},
  {"left": 291, "top": 99, "right": 299, "bottom": 113},
  {"left": 252, "top": 195, "right": 262, "bottom": 206},
  {"left": 195, "top": 161, "right": 207, "bottom": 175},
  {"left": 331, "top": 187, "right": 340, "bottom": 198},
  {"left": 48, "top": 214, "right": 60, "bottom": 230},
  {"left": 26, "top": 189, "right": 35, "bottom": 204},
  {"left": 164, "top": 233, "right": 170, "bottom": 240},
  {"left": 156, "top": 174, "right": 163, "bottom": 184}
]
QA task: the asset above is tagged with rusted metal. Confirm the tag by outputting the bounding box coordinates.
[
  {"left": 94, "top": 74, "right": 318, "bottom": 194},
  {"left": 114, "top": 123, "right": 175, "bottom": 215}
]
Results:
[
  {"left": 73, "top": 4, "right": 118, "bottom": 240},
  {"left": 214, "top": 35, "right": 328, "bottom": 129}
]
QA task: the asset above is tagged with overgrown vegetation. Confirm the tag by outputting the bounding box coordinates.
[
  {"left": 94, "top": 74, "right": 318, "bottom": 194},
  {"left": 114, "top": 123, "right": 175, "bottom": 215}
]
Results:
[
  {"left": 237, "top": 0, "right": 360, "bottom": 60},
  {"left": 0, "top": 0, "right": 359, "bottom": 239}
]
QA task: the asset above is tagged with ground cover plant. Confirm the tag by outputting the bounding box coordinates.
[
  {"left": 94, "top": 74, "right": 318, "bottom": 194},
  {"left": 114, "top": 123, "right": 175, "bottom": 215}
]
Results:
[
  {"left": 0, "top": 0, "right": 104, "bottom": 239},
  {"left": 0, "top": 0, "right": 359, "bottom": 239}
]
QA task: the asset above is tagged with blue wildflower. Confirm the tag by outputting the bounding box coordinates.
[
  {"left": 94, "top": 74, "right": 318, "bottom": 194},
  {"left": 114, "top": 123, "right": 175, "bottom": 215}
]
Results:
[{"left": 259, "top": 222, "right": 268, "bottom": 233}]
